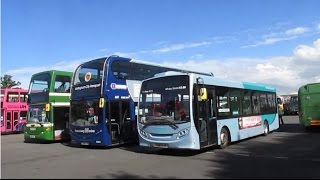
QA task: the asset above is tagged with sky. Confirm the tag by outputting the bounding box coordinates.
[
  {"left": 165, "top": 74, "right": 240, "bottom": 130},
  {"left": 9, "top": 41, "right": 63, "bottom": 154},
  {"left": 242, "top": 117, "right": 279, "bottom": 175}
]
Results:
[{"left": 2, "top": 0, "right": 320, "bottom": 95}]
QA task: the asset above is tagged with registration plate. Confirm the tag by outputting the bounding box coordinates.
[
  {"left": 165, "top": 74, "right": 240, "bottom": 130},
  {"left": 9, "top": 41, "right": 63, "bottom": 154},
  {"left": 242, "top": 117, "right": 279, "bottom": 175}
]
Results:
[
  {"left": 30, "top": 135, "right": 36, "bottom": 138},
  {"left": 81, "top": 142, "right": 89, "bottom": 145},
  {"left": 153, "top": 143, "right": 168, "bottom": 148}
]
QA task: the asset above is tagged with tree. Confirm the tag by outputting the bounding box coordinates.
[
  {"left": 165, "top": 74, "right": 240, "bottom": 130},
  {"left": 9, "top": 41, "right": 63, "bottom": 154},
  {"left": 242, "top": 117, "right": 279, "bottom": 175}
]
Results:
[{"left": 0, "top": 74, "right": 21, "bottom": 88}]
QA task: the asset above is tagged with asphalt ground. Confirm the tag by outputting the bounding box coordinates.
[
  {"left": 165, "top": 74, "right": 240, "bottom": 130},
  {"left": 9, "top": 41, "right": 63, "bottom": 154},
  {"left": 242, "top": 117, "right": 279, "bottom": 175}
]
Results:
[{"left": 1, "top": 115, "right": 320, "bottom": 179}]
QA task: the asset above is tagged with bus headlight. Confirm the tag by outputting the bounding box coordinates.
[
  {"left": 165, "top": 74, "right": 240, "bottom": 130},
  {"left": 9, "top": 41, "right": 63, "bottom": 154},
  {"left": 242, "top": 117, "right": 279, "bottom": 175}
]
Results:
[
  {"left": 177, "top": 128, "right": 189, "bottom": 139},
  {"left": 140, "top": 129, "right": 149, "bottom": 138}
]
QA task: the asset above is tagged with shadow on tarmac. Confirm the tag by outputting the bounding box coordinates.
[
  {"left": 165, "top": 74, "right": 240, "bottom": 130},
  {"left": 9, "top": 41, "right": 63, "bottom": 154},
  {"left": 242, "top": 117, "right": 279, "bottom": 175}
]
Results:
[
  {"left": 62, "top": 116, "right": 320, "bottom": 178},
  {"left": 114, "top": 116, "right": 320, "bottom": 178}
]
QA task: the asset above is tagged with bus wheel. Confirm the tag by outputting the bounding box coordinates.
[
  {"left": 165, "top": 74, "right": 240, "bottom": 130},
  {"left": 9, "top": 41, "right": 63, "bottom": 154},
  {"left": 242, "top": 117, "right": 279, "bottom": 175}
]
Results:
[
  {"left": 219, "top": 127, "right": 230, "bottom": 149},
  {"left": 305, "top": 126, "right": 312, "bottom": 131},
  {"left": 263, "top": 121, "right": 269, "bottom": 136}
]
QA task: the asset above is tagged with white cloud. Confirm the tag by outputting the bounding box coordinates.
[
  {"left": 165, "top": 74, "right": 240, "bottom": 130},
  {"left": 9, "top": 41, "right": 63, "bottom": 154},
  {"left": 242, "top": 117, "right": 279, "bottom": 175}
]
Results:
[
  {"left": 160, "top": 39, "right": 320, "bottom": 94},
  {"left": 190, "top": 54, "right": 204, "bottom": 60},
  {"left": 285, "top": 27, "right": 309, "bottom": 36},
  {"left": 4, "top": 39, "right": 320, "bottom": 95},
  {"left": 243, "top": 26, "right": 310, "bottom": 48},
  {"left": 151, "top": 41, "right": 211, "bottom": 53},
  {"left": 294, "top": 39, "right": 320, "bottom": 60},
  {"left": 242, "top": 36, "right": 296, "bottom": 48},
  {"left": 111, "top": 41, "right": 213, "bottom": 58}
]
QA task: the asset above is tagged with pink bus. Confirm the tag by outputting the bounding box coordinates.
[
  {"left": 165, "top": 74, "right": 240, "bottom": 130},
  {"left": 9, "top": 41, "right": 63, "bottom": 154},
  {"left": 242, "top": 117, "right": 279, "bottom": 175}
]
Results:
[{"left": 1, "top": 88, "right": 29, "bottom": 134}]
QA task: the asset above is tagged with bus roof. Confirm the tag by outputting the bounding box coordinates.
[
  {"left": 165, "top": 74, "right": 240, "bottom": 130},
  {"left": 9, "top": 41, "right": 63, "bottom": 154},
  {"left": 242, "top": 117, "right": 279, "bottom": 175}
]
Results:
[
  {"left": 201, "top": 75, "right": 276, "bottom": 92},
  {"left": 77, "top": 55, "right": 213, "bottom": 77},
  {"left": 31, "top": 70, "right": 73, "bottom": 77},
  {"left": 298, "top": 82, "right": 320, "bottom": 93},
  {"left": 145, "top": 72, "right": 276, "bottom": 92},
  {"left": 299, "top": 82, "right": 320, "bottom": 88},
  {"left": 1, "top": 87, "right": 28, "bottom": 92}
]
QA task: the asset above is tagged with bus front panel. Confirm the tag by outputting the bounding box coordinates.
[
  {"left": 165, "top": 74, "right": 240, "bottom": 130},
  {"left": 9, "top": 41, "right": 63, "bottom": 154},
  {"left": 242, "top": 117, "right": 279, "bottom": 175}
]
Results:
[
  {"left": 69, "top": 99, "right": 109, "bottom": 146},
  {"left": 25, "top": 104, "right": 54, "bottom": 141}
]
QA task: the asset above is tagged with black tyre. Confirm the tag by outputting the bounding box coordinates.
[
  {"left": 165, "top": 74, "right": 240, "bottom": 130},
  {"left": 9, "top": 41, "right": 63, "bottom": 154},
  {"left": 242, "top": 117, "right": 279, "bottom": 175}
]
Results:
[
  {"left": 263, "top": 121, "right": 269, "bottom": 135},
  {"left": 305, "top": 126, "right": 312, "bottom": 131},
  {"left": 219, "top": 127, "right": 230, "bottom": 149}
]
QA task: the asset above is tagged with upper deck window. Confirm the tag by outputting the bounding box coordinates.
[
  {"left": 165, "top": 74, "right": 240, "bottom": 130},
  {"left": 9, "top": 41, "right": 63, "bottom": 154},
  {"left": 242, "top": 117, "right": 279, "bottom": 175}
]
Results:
[
  {"left": 111, "top": 61, "right": 172, "bottom": 81},
  {"left": 54, "top": 75, "right": 71, "bottom": 93},
  {"left": 30, "top": 73, "right": 51, "bottom": 93},
  {"left": 7, "top": 92, "right": 19, "bottom": 102},
  {"left": 73, "top": 59, "right": 104, "bottom": 85},
  {"left": 111, "top": 61, "right": 130, "bottom": 79}
]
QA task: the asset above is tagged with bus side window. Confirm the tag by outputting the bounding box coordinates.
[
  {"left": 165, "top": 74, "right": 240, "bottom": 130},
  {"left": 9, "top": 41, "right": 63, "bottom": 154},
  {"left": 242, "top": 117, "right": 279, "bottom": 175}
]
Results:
[
  {"left": 252, "top": 92, "right": 260, "bottom": 114},
  {"left": 1, "top": 115, "right": 3, "bottom": 126},
  {"left": 56, "top": 82, "right": 66, "bottom": 92}
]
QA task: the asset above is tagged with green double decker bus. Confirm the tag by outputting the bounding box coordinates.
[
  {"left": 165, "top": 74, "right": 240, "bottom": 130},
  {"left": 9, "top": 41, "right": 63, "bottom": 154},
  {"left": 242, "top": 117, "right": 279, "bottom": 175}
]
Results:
[
  {"left": 298, "top": 82, "right": 320, "bottom": 130},
  {"left": 24, "top": 70, "right": 73, "bottom": 142}
]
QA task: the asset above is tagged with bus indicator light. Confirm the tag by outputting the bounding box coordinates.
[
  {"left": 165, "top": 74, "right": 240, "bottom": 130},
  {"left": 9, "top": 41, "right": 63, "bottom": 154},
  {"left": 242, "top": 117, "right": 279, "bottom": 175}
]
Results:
[
  {"left": 99, "top": 98, "right": 104, "bottom": 108},
  {"left": 200, "top": 88, "right": 207, "bottom": 100},
  {"left": 45, "top": 103, "right": 50, "bottom": 111}
]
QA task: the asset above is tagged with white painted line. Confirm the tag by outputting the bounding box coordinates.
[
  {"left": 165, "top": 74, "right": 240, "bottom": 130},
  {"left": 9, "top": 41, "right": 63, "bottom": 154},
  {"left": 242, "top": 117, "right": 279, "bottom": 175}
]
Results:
[
  {"left": 272, "top": 156, "right": 289, "bottom": 159},
  {"left": 205, "top": 151, "right": 215, "bottom": 154},
  {"left": 234, "top": 153, "right": 250, "bottom": 157}
]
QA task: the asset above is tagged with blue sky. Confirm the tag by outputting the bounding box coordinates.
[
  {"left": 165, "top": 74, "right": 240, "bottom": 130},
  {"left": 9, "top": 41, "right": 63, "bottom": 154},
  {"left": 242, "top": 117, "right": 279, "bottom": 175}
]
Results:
[{"left": 2, "top": 0, "right": 320, "bottom": 94}]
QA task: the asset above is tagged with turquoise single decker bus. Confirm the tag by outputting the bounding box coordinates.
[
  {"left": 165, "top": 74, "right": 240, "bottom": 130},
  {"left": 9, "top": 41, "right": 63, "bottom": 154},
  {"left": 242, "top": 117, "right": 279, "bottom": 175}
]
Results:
[{"left": 137, "top": 72, "right": 279, "bottom": 150}]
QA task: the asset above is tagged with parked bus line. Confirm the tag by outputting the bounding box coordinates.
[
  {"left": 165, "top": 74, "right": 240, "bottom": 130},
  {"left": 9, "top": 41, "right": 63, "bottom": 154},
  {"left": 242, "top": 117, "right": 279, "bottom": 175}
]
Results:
[{"left": 69, "top": 55, "right": 212, "bottom": 147}]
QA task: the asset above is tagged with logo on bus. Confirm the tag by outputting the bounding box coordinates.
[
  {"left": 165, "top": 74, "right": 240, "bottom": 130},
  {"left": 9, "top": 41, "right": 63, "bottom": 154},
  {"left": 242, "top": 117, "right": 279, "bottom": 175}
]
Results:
[
  {"left": 238, "top": 116, "right": 262, "bottom": 129},
  {"left": 110, "top": 83, "right": 127, "bottom": 90},
  {"left": 7, "top": 104, "right": 27, "bottom": 108},
  {"left": 74, "top": 128, "right": 95, "bottom": 133},
  {"left": 85, "top": 72, "right": 92, "bottom": 82},
  {"left": 74, "top": 83, "right": 101, "bottom": 91}
]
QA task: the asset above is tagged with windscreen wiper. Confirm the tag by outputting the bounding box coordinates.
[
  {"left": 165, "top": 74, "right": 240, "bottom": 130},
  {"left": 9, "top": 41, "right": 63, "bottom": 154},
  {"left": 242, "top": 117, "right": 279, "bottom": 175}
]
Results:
[
  {"left": 160, "top": 118, "right": 178, "bottom": 130},
  {"left": 142, "top": 117, "right": 178, "bottom": 130}
]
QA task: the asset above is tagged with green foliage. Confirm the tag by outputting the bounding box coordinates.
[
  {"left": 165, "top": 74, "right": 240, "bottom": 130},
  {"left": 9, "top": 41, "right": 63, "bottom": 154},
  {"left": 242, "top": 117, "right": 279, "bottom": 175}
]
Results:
[{"left": 0, "top": 74, "right": 21, "bottom": 88}]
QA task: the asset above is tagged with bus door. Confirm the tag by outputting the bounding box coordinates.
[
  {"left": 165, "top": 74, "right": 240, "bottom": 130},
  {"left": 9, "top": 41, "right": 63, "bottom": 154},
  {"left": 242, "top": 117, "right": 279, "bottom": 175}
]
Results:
[
  {"left": 53, "top": 106, "right": 69, "bottom": 140},
  {"left": 107, "top": 100, "right": 131, "bottom": 145},
  {"left": 5, "top": 111, "right": 13, "bottom": 131},
  {"left": 13, "top": 111, "right": 19, "bottom": 130},
  {"left": 195, "top": 85, "right": 218, "bottom": 148},
  {"left": 1, "top": 110, "right": 4, "bottom": 129}
]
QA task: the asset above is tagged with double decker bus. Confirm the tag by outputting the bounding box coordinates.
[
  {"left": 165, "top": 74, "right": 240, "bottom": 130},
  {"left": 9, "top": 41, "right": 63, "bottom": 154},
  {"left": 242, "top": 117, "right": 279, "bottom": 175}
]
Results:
[
  {"left": 298, "top": 82, "right": 320, "bottom": 129},
  {"left": 1, "top": 88, "right": 28, "bottom": 134},
  {"left": 24, "top": 70, "right": 73, "bottom": 142},
  {"left": 69, "top": 55, "right": 211, "bottom": 147},
  {"left": 137, "top": 72, "right": 279, "bottom": 150}
]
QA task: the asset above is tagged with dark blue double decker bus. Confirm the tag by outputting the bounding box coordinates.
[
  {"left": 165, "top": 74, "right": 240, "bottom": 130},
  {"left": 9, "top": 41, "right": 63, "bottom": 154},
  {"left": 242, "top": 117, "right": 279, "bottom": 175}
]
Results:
[{"left": 69, "top": 55, "right": 211, "bottom": 147}]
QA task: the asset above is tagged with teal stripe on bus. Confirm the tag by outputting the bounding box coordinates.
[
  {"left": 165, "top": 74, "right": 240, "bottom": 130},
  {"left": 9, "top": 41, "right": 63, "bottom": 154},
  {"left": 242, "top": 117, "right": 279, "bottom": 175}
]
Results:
[
  {"left": 261, "top": 114, "right": 277, "bottom": 124},
  {"left": 243, "top": 82, "right": 276, "bottom": 92}
]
